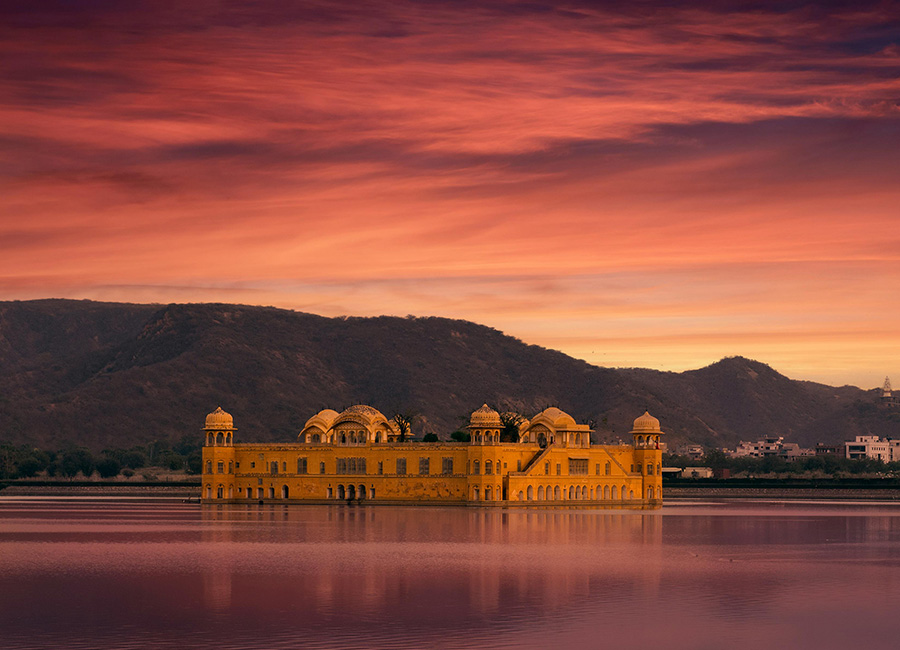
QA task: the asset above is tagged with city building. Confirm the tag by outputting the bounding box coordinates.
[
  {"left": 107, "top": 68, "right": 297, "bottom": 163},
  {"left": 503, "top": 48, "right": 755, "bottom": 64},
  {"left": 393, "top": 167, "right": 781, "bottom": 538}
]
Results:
[
  {"left": 731, "top": 436, "right": 812, "bottom": 459},
  {"left": 845, "top": 435, "right": 891, "bottom": 462},
  {"left": 201, "top": 404, "right": 664, "bottom": 506}
]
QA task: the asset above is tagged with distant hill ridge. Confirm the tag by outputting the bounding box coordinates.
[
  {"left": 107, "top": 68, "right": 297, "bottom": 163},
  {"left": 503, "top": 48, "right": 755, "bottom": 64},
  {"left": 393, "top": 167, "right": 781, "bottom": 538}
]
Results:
[{"left": 0, "top": 299, "right": 892, "bottom": 450}]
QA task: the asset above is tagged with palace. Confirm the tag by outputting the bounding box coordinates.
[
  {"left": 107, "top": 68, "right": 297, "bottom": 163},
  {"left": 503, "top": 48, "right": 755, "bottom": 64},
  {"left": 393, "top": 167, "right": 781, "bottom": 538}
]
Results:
[{"left": 201, "top": 404, "right": 664, "bottom": 506}]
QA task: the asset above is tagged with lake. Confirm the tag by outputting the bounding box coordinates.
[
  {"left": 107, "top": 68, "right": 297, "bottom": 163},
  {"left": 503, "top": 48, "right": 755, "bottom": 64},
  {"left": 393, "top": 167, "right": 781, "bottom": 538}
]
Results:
[{"left": 1, "top": 498, "right": 899, "bottom": 649}]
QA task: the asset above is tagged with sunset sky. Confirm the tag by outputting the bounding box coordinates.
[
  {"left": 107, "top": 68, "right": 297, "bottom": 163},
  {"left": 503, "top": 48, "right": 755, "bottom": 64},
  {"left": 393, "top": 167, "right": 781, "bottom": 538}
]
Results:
[{"left": 1, "top": 1, "right": 898, "bottom": 388}]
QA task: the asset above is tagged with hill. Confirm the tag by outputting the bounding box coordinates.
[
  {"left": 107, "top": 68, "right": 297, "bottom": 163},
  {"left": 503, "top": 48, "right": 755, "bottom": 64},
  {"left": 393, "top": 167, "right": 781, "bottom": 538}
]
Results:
[{"left": 0, "top": 299, "right": 893, "bottom": 451}]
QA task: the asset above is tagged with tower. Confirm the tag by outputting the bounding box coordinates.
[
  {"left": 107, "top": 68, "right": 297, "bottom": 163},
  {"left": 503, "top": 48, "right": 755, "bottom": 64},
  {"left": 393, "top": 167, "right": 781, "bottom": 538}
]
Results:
[
  {"left": 202, "top": 407, "right": 236, "bottom": 502},
  {"left": 882, "top": 377, "right": 893, "bottom": 403},
  {"left": 204, "top": 406, "right": 235, "bottom": 446},
  {"left": 630, "top": 411, "right": 664, "bottom": 503}
]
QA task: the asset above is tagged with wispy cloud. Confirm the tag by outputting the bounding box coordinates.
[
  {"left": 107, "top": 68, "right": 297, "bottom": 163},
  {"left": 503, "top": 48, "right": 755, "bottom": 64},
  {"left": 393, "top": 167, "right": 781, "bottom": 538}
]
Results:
[{"left": 1, "top": 0, "right": 898, "bottom": 386}]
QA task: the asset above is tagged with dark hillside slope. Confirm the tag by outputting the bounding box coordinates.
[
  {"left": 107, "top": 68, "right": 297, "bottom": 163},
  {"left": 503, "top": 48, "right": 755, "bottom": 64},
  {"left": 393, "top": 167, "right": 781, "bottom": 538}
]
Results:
[{"left": 0, "top": 300, "right": 888, "bottom": 450}]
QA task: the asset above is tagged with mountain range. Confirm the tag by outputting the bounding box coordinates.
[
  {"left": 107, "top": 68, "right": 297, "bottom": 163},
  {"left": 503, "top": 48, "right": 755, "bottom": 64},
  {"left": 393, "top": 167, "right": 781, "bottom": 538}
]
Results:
[{"left": 0, "top": 299, "right": 895, "bottom": 451}]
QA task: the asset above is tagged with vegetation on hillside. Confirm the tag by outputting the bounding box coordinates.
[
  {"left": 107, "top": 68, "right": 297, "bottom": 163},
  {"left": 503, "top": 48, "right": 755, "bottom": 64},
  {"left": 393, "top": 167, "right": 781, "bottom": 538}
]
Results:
[{"left": 0, "top": 299, "right": 893, "bottom": 452}]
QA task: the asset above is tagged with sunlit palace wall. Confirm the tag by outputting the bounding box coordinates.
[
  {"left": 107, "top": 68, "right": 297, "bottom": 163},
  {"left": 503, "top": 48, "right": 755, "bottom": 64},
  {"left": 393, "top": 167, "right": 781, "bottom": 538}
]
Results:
[{"left": 201, "top": 404, "right": 664, "bottom": 507}]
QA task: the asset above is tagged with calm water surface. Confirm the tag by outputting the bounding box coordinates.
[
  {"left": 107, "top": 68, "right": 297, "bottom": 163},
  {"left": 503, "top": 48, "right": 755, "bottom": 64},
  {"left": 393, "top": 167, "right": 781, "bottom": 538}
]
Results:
[{"left": 2, "top": 498, "right": 900, "bottom": 650}]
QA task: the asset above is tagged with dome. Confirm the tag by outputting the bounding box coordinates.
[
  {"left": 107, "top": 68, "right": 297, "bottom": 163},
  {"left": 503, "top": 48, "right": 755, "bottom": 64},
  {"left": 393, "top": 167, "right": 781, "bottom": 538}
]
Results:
[
  {"left": 343, "top": 404, "right": 383, "bottom": 418},
  {"left": 469, "top": 404, "right": 502, "bottom": 427},
  {"left": 535, "top": 407, "right": 576, "bottom": 428},
  {"left": 630, "top": 411, "right": 662, "bottom": 434},
  {"left": 334, "top": 404, "right": 388, "bottom": 426},
  {"left": 204, "top": 406, "right": 234, "bottom": 430},
  {"left": 303, "top": 408, "right": 339, "bottom": 430}
]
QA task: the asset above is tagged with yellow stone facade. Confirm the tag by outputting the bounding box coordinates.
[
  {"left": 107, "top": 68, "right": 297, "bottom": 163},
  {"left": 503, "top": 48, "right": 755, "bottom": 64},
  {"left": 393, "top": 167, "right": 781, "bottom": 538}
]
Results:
[{"left": 201, "top": 404, "right": 664, "bottom": 507}]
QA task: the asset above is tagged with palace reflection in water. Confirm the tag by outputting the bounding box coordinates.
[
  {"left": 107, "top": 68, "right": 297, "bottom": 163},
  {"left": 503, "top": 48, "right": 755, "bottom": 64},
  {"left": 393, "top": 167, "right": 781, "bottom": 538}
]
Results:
[
  {"left": 198, "top": 505, "right": 665, "bottom": 620},
  {"left": 2, "top": 500, "right": 900, "bottom": 650}
]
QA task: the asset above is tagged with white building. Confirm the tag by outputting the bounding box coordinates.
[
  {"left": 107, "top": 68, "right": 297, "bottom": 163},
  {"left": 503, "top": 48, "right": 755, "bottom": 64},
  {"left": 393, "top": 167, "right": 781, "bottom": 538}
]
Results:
[{"left": 845, "top": 435, "right": 891, "bottom": 462}]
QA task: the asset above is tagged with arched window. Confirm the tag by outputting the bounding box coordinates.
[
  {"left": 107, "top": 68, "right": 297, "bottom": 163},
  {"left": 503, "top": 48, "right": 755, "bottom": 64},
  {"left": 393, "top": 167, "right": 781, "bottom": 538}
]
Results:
[
  {"left": 312, "top": 433, "right": 320, "bottom": 443},
  {"left": 575, "top": 433, "right": 581, "bottom": 445},
  {"left": 485, "top": 460, "right": 493, "bottom": 475},
  {"left": 611, "top": 485, "right": 617, "bottom": 499},
  {"left": 568, "top": 486, "right": 575, "bottom": 500},
  {"left": 473, "top": 460, "right": 480, "bottom": 474},
  {"left": 341, "top": 433, "right": 347, "bottom": 444},
  {"left": 205, "top": 485, "right": 211, "bottom": 499},
  {"left": 553, "top": 485, "right": 560, "bottom": 500},
  {"left": 537, "top": 485, "right": 545, "bottom": 500},
  {"left": 473, "top": 486, "right": 480, "bottom": 501},
  {"left": 647, "top": 486, "right": 654, "bottom": 500},
  {"left": 517, "top": 490, "right": 524, "bottom": 501},
  {"left": 270, "top": 461, "right": 278, "bottom": 475},
  {"left": 338, "top": 485, "right": 345, "bottom": 499},
  {"left": 216, "top": 485, "right": 223, "bottom": 498},
  {"left": 604, "top": 485, "right": 610, "bottom": 499},
  {"left": 621, "top": 485, "right": 627, "bottom": 500},
  {"left": 205, "top": 460, "right": 212, "bottom": 473},
  {"left": 527, "top": 485, "right": 533, "bottom": 500},
  {"left": 485, "top": 486, "right": 492, "bottom": 500}
]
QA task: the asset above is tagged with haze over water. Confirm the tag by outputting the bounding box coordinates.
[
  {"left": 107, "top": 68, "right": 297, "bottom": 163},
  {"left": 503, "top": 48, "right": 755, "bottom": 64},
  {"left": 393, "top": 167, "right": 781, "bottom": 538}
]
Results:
[{"left": 2, "top": 499, "right": 900, "bottom": 649}]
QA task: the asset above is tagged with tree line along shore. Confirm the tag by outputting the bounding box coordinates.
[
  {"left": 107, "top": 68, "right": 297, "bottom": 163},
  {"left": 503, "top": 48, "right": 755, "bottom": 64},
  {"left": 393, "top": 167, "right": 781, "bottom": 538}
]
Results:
[{"left": 0, "top": 438, "right": 202, "bottom": 482}]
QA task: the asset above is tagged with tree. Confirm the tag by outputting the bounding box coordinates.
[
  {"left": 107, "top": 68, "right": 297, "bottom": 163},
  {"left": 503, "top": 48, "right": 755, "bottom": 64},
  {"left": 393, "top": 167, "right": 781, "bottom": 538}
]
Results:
[
  {"left": 392, "top": 412, "right": 415, "bottom": 443},
  {"left": 59, "top": 447, "right": 94, "bottom": 478},
  {"left": 498, "top": 411, "right": 524, "bottom": 443},
  {"left": 186, "top": 453, "right": 202, "bottom": 474},
  {"left": 422, "top": 433, "right": 439, "bottom": 442},
  {"left": 121, "top": 450, "right": 146, "bottom": 469},
  {"left": 96, "top": 457, "right": 121, "bottom": 478},
  {"left": 450, "top": 430, "right": 470, "bottom": 442},
  {"left": 16, "top": 456, "right": 45, "bottom": 478}
]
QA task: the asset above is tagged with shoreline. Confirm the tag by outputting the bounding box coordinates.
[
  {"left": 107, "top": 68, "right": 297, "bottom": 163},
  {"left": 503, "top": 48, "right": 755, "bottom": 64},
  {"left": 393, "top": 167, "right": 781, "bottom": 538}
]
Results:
[{"left": 4, "top": 483, "right": 900, "bottom": 501}]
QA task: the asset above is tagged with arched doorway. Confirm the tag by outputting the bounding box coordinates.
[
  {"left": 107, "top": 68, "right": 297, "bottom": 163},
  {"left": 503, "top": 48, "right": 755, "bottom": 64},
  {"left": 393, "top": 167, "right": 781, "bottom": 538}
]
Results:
[{"left": 282, "top": 485, "right": 289, "bottom": 499}]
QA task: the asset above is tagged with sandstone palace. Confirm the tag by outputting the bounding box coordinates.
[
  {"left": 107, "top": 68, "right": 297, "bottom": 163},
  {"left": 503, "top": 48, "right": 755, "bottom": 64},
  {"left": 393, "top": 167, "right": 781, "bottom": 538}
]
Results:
[{"left": 201, "top": 404, "right": 664, "bottom": 507}]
